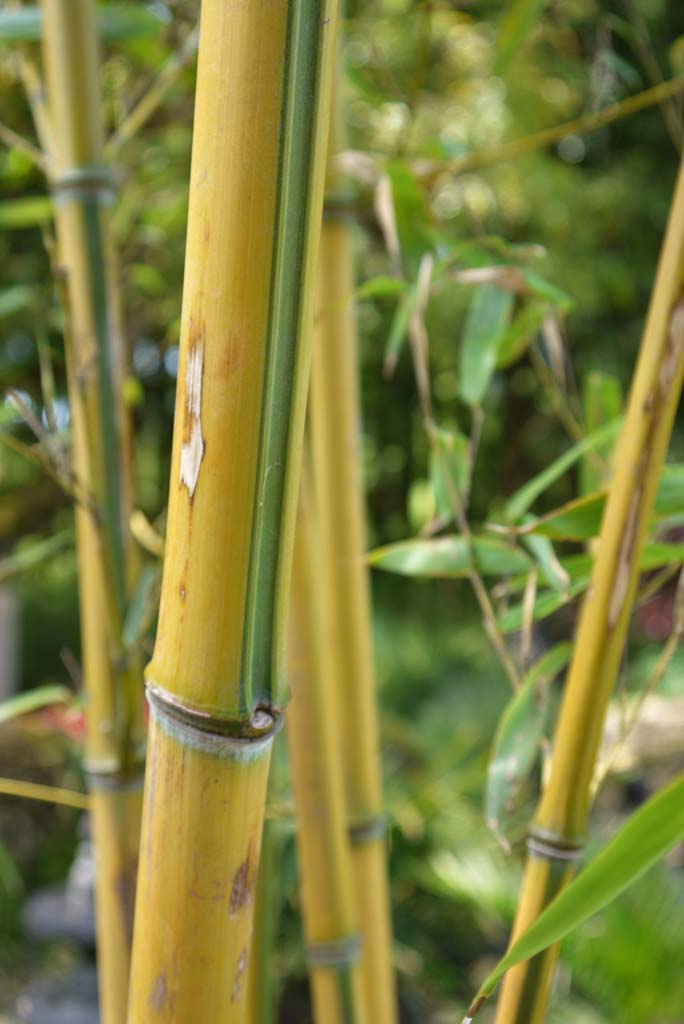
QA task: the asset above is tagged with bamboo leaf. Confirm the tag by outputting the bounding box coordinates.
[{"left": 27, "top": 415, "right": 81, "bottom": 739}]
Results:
[
  {"left": 430, "top": 426, "right": 470, "bottom": 520},
  {"left": 505, "top": 419, "right": 622, "bottom": 522},
  {"left": 0, "top": 684, "right": 72, "bottom": 725},
  {"left": 467, "top": 775, "right": 684, "bottom": 1017},
  {"left": 519, "top": 491, "right": 605, "bottom": 540},
  {"left": 498, "top": 579, "right": 587, "bottom": 633},
  {"left": 521, "top": 531, "right": 570, "bottom": 591},
  {"left": 0, "top": 532, "right": 73, "bottom": 583},
  {"left": 0, "top": 286, "right": 35, "bottom": 319},
  {"left": 499, "top": 543, "right": 684, "bottom": 632},
  {"left": 370, "top": 535, "right": 532, "bottom": 579},
  {"left": 522, "top": 269, "right": 573, "bottom": 313},
  {"left": 0, "top": 5, "right": 164, "bottom": 42},
  {"left": 459, "top": 285, "right": 515, "bottom": 407},
  {"left": 386, "top": 160, "right": 434, "bottom": 278},
  {"left": 521, "top": 464, "right": 684, "bottom": 540},
  {"left": 486, "top": 642, "right": 572, "bottom": 845},
  {"left": 384, "top": 284, "right": 418, "bottom": 375},
  {"left": 122, "top": 565, "right": 161, "bottom": 650},
  {"left": 0, "top": 196, "right": 52, "bottom": 229},
  {"left": 495, "top": 0, "right": 548, "bottom": 73},
  {"left": 580, "top": 371, "right": 623, "bottom": 495},
  {"left": 356, "top": 275, "right": 407, "bottom": 300},
  {"left": 496, "top": 298, "right": 547, "bottom": 369}
]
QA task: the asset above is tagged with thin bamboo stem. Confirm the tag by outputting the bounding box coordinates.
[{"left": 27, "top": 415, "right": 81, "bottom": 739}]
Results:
[
  {"left": 310, "top": 66, "right": 397, "bottom": 1024},
  {"left": 493, "top": 156, "right": 684, "bottom": 1024},
  {"left": 0, "top": 777, "right": 89, "bottom": 810},
  {"left": 127, "top": 2, "right": 340, "bottom": 1020},
  {"left": 40, "top": 4, "right": 145, "bottom": 1022},
  {"left": 287, "top": 464, "right": 367, "bottom": 1024}
]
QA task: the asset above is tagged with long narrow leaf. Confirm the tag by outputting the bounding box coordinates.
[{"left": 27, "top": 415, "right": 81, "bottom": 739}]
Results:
[
  {"left": 0, "top": 684, "right": 72, "bottom": 725},
  {"left": 370, "top": 535, "right": 531, "bottom": 578},
  {"left": 505, "top": 418, "right": 622, "bottom": 522}
]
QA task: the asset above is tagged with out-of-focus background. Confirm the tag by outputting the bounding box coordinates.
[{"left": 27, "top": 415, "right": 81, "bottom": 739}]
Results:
[{"left": 1, "top": 1, "right": 684, "bottom": 1021}]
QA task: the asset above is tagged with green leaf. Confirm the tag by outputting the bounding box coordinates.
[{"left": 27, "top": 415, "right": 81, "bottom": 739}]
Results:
[
  {"left": 521, "top": 530, "right": 570, "bottom": 591},
  {"left": 459, "top": 285, "right": 515, "bottom": 407},
  {"left": 486, "top": 643, "right": 572, "bottom": 845},
  {"left": 386, "top": 160, "right": 434, "bottom": 278},
  {"left": 430, "top": 426, "right": 470, "bottom": 521},
  {"left": 496, "top": 299, "right": 547, "bottom": 369},
  {"left": 0, "top": 286, "right": 35, "bottom": 319},
  {"left": 0, "top": 532, "right": 73, "bottom": 583},
  {"left": 356, "top": 276, "right": 406, "bottom": 301},
  {"left": 495, "top": 0, "right": 549, "bottom": 74},
  {"left": 520, "top": 464, "right": 684, "bottom": 540},
  {"left": 521, "top": 492, "right": 605, "bottom": 540},
  {"left": 384, "top": 284, "right": 418, "bottom": 373},
  {"left": 523, "top": 269, "right": 573, "bottom": 313},
  {"left": 580, "top": 371, "right": 623, "bottom": 495},
  {"left": 0, "top": 196, "right": 52, "bottom": 229},
  {"left": 505, "top": 419, "right": 622, "bottom": 523},
  {"left": 122, "top": 565, "right": 161, "bottom": 650},
  {"left": 470, "top": 775, "right": 684, "bottom": 1012},
  {"left": 0, "top": 684, "right": 72, "bottom": 725},
  {"left": 0, "top": 5, "right": 164, "bottom": 42},
  {"left": 498, "top": 579, "right": 587, "bottom": 633},
  {"left": 498, "top": 542, "right": 684, "bottom": 633},
  {"left": 370, "top": 535, "right": 531, "bottom": 579}
]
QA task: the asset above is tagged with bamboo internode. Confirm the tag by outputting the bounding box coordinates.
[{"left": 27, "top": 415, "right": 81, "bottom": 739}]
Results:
[
  {"left": 495, "top": 157, "right": 684, "bottom": 1023},
  {"left": 127, "top": 1, "right": 340, "bottom": 1019},
  {"left": 41, "top": 3, "right": 145, "bottom": 1020},
  {"left": 287, "top": 466, "right": 367, "bottom": 1024}
]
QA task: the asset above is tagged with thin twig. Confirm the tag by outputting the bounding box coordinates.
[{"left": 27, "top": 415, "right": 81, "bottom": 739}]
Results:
[
  {"left": 0, "top": 119, "right": 45, "bottom": 169},
  {"left": 0, "top": 776, "right": 89, "bottom": 811}
]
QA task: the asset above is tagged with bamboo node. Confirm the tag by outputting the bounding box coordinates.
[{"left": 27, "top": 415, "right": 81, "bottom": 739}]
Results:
[
  {"left": 146, "top": 682, "right": 282, "bottom": 759},
  {"left": 305, "top": 933, "right": 362, "bottom": 969},
  {"left": 348, "top": 812, "right": 388, "bottom": 845},
  {"left": 85, "top": 766, "right": 146, "bottom": 792},
  {"left": 51, "top": 166, "right": 117, "bottom": 206},
  {"left": 527, "top": 829, "right": 584, "bottom": 863}
]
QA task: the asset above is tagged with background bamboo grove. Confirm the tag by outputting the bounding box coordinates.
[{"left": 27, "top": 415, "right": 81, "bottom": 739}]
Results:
[{"left": 4, "top": 3, "right": 684, "bottom": 1024}]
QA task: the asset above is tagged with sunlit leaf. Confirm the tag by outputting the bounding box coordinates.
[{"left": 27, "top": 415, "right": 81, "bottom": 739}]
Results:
[
  {"left": 459, "top": 285, "right": 514, "bottom": 407},
  {"left": 386, "top": 160, "right": 434, "bottom": 278},
  {"left": 486, "top": 642, "right": 572, "bottom": 845},
  {"left": 370, "top": 535, "right": 531, "bottom": 579}
]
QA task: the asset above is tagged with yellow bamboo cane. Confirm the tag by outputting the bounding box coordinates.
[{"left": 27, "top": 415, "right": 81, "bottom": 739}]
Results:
[
  {"left": 40, "top": 4, "right": 145, "bottom": 1022},
  {"left": 309, "top": 63, "right": 398, "bottom": 1024},
  {"left": 287, "top": 460, "right": 367, "bottom": 1024},
  {"left": 127, "top": 2, "right": 339, "bottom": 1020},
  {"left": 493, "top": 157, "right": 684, "bottom": 1024}
]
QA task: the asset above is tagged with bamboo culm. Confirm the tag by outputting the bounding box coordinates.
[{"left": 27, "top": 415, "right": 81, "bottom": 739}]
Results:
[
  {"left": 40, "top": 3, "right": 146, "bottom": 1021},
  {"left": 127, "top": 2, "right": 340, "bottom": 1020},
  {"left": 493, "top": 156, "right": 684, "bottom": 1024}
]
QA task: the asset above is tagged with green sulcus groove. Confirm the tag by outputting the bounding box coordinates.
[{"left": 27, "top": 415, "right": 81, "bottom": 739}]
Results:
[{"left": 240, "top": 0, "right": 329, "bottom": 717}]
